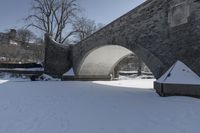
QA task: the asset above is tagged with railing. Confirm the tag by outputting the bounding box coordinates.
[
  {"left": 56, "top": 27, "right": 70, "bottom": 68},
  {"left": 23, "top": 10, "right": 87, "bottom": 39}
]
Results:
[{"left": 0, "top": 63, "right": 44, "bottom": 81}]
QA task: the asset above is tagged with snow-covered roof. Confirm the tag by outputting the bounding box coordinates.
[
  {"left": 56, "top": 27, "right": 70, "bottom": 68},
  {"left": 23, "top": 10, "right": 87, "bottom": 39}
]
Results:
[
  {"left": 63, "top": 68, "right": 74, "bottom": 76},
  {"left": 157, "top": 60, "right": 200, "bottom": 85}
]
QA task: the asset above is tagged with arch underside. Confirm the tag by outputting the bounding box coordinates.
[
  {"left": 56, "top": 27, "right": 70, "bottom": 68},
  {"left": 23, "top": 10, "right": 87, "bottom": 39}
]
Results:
[{"left": 76, "top": 45, "right": 133, "bottom": 79}]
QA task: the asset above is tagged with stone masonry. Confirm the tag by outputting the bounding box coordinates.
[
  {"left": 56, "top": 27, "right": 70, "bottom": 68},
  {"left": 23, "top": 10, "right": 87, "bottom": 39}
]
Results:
[{"left": 45, "top": 0, "right": 200, "bottom": 79}]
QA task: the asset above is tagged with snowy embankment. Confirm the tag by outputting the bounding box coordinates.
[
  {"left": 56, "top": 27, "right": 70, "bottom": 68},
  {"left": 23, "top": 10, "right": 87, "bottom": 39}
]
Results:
[{"left": 0, "top": 78, "right": 200, "bottom": 133}]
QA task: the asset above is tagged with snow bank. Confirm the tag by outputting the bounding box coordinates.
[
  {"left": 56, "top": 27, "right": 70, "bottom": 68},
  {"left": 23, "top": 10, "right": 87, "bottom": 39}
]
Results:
[
  {"left": 0, "top": 79, "right": 8, "bottom": 84},
  {"left": 0, "top": 73, "right": 30, "bottom": 82},
  {"left": 119, "top": 74, "right": 154, "bottom": 80},
  {"left": 93, "top": 79, "right": 155, "bottom": 89}
]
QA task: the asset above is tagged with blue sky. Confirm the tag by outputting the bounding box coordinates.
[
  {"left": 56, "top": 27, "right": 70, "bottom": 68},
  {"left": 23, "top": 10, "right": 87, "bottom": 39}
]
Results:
[{"left": 0, "top": 0, "right": 145, "bottom": 32}]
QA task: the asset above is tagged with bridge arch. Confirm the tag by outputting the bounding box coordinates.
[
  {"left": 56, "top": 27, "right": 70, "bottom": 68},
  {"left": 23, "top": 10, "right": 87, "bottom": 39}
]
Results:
[
  {"left": 44, "top": 34, "right": 167, "bottom": 79},
  {"left": 76, "top": 45, "right": 133, "bottom": 79},
  {"left": 74, "top": 44, "right": 166, "bottom": 79}
]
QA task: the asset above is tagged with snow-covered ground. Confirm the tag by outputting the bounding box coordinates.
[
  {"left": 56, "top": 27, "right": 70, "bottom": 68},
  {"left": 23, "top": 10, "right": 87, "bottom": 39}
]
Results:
[{"left": 0, "top": 78, "right": 200, "bottom": 133}]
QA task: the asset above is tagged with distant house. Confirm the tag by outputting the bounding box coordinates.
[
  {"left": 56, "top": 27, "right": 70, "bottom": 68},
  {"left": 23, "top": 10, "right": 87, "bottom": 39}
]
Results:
[
  {"left": 0, "top": 29, "right": 17, "bottom": 45},
  {"left": 0, "top": 32, "right": 9, "bottom": 44}
]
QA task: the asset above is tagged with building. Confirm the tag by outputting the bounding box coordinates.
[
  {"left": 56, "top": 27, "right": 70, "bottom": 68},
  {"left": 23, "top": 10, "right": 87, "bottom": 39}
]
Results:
[{"left": 0, "top": 29, "right": 17, "bottom": 44}]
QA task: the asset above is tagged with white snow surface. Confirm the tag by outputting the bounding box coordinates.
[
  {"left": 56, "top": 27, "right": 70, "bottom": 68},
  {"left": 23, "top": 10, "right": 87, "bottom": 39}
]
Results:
[
  {"left": 9, "top": 40, "right": 18, "bottom": 45},
  {"left": 157, "top": 60, "right": 200, "bottom": 84},
  {"left": 63, "top": 68, "right": 75, "bottom": 76},
  {"left": 0, "top": 78, "right": 200, "bottom": 133}
]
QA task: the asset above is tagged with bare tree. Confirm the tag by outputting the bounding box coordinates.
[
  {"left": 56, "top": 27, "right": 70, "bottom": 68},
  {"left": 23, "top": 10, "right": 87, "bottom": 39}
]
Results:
[
  {"left": 73, "top": 17, "right": 96, "bottom": 41},
  {"left": 17, "top": 29, "right": 36, "bottom": 47},
  {"left": 73, "top": 17, "right": 104, "bottom": 42},
  {"left": 26, "top": 0, "right": 79, "bottom": 43}
]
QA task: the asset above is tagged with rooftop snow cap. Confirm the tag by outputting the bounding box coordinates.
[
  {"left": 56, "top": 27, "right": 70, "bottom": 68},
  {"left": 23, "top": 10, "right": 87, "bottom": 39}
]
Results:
[
  {"left": 63, "top": 68, "right": 74, "bottom": 76},
  {"left": 157, "top": 60, "right": 200, "bottom": 85}
]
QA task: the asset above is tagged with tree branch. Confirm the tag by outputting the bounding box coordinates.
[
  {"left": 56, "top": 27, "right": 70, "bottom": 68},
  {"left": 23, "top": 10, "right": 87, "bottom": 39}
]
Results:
[{"left": 26, "top": 24, "right": 46, "bottom": 32}]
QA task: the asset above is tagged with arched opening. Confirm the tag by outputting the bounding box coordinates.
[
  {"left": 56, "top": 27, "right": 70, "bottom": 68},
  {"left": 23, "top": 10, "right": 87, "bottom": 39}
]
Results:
[
  {"left": 112, "top": 54, "right": 154, "bottom": 80},
  {"left": 76, "top": 45, "right": 154, "bottom": 80}
]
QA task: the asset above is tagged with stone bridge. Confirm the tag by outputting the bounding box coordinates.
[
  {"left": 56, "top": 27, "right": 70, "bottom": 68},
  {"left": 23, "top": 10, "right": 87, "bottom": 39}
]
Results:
[{"left": 44, "top": 0, "right": 200, "bottom": 79}]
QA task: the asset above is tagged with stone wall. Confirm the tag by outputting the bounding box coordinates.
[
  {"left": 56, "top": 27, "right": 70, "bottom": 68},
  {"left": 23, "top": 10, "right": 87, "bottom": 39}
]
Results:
[
  {"left": 44, "top": 34, "right": 72, "bottom": 77},
  {"left": 44, "top": 0, "right": 200, "bottom": 79}
]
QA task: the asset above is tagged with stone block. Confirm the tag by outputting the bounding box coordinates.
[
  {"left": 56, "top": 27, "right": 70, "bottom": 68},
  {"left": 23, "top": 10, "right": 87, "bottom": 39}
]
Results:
[{"left": 168, "top": 1, "right": 190, "bottom": 27}]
